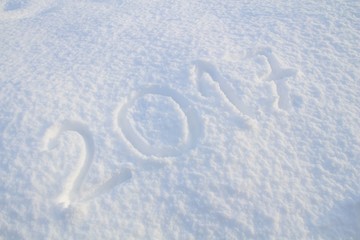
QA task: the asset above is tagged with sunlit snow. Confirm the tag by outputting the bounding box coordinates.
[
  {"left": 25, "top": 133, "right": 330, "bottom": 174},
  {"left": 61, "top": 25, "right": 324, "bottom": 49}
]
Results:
[{"left": 0, "top": 0, "right": 359, "bottom": 239}]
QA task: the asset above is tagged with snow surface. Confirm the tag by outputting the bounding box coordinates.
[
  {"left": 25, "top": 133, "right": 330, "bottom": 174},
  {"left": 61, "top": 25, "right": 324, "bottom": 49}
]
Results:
[{"left": 0, "top": 0, "right": 359, "bottom": 239}]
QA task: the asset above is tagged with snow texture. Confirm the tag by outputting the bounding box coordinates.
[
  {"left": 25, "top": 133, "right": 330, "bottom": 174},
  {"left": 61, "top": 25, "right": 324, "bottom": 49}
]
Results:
[{"left": 0, "top": 0, "right": 359, "bottom": 239}]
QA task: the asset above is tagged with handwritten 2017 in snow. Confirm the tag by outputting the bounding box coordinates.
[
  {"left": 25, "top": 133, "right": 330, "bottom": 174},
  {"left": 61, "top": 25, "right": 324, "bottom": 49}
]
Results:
[{"left": 41, "top": 55, "right": 297, "bottom": 208}]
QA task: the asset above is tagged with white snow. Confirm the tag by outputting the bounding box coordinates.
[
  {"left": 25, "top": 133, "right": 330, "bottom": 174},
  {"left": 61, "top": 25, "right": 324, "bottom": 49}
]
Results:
[{"left": 0, "top": 0, "right": 359, "bottom": 239}]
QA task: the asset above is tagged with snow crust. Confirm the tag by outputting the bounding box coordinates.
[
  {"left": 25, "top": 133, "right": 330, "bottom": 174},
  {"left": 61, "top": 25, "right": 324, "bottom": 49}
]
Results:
[{"left": 0, "top": 0, "right": 359, "bottom": 239}]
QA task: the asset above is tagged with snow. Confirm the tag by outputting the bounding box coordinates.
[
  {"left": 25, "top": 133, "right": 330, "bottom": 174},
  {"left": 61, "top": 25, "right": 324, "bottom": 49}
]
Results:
[{"left": 0, "top": 0, "right": 359, "bottom": 239}]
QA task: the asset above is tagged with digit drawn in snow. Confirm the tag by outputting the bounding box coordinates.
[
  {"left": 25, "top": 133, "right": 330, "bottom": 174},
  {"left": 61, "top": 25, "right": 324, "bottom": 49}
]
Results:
[
  {"left": 115, "top": 85, "right": 202, "bottom": 158},
  {"left": 81, "top": 166, "right": 132, "bottom": 202},
  {"left": 190, "top": 60, "right": 256, "bottom": 128},
  {"left": 0, "top": 0, "right": 55, "bottom": 20},
  {"left": 42, "top": 120, "right": 132, "bottom": 208},
  {"left": 258, "top": 48, "right": 298, "bottom": 111}
]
